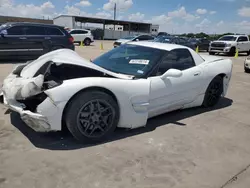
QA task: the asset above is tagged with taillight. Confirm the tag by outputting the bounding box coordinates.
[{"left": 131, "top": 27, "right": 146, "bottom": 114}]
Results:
[{"left": 69, "top": 36, "right": 74, "bottom": 43}]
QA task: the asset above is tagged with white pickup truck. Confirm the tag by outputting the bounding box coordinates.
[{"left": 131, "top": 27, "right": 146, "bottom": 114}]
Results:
[{"left": 209, "top": 35, "right": 250, "bottom": 56}]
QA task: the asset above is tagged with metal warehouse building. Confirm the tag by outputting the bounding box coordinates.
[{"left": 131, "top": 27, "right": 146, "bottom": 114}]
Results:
[{"left": 53, "top": 14, "right": 159, "bottom": 40}]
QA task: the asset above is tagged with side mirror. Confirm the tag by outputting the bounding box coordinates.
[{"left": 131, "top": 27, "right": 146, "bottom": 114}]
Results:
[
  {"left": 160, "top": 69, "right": 183, "bottom": 80},
  {"left": 0, "top": 30, "right": 7, "bottom": 37}
]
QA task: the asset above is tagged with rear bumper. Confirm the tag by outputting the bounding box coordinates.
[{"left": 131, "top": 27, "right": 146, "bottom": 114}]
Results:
[{"left": 0, "top": 92, "right": 51, "bottom": 132}]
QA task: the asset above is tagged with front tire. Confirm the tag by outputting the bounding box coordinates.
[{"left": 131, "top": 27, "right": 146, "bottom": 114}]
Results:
[
  {"left": 203, "top": 76, "right": 223, "bottom": 107},
  {"left": 229, "top": 47, "right": 236, "bottom": 56},
  {"left": 65, "top": 91, "right": 119, "bottom": 143},
  {"left": 209, "top": 52, "right": 215, "bottom": 55},
  {"left": 245, "top": 67, "right": 250, "bottom": 73}
]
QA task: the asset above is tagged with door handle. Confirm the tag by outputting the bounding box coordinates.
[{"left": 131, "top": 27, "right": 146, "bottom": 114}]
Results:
[
  {"left": 194, "top": 72, "right": 201, "bottom": 76},
  {"left": 19, "top": 37, "right": 27, "bottom": 40}
]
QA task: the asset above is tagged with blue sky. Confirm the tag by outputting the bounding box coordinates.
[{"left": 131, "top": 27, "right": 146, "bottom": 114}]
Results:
[{"left": 1, "top": 0, "right": 250, "bottom": 33}]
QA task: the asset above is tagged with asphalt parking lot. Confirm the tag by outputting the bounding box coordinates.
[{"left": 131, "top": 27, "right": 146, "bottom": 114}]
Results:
[{"left": 0, "top": 40, "right": 250, "bottom": 188}]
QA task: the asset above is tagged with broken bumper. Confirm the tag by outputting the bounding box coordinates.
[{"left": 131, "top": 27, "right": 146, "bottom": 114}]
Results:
[{"left": 0, "top": 92, "right": 51, "bottom": 132}]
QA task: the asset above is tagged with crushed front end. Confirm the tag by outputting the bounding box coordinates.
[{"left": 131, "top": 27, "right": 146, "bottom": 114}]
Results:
[{"left": 0, "top": 63, "right": 58, "bottom": 132}]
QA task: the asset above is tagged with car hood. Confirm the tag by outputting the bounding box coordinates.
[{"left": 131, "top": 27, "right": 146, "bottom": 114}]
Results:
[
  {"left": 20, "top": 49, "right": 133, "bottom": 80},
  {"left": 212, "top": 40, "right": 235, "bottom": 44}
]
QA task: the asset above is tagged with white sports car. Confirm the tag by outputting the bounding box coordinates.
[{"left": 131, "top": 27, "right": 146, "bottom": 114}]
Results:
[{"left": 0, "top": 42, "right": 233, "bottom": 143}]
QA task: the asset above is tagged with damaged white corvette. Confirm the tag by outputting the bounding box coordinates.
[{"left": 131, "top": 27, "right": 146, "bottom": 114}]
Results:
[{"left": 0, "top": 42, "right": 233, "bottom": 143}]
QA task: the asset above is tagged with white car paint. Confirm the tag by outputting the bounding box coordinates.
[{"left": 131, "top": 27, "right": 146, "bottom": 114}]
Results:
[
  {"left": 244, "top": 56, "right": 250, "bottom": 72},
  {"left": 0, "top": 42, "right": 233, "bottom": 133},
  {"left": 68, "top": 29, "right": 94, "bottom": 44},
  {"left": 209, "top": 35, "right": 250, "bottom": 54}
]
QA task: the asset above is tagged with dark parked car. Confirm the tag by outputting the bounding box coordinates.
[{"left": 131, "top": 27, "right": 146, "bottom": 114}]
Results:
[
  {"left": 0, "top": 22, "right": 75, "bottom": 60},
  {"left": 154, "top": 35, "right": 196, "bottom": 50},
  {"left": 189, "top": 38, "right": 210, "bottom": 51}
]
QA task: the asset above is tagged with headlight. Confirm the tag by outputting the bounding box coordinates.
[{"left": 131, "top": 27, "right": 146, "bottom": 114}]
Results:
[{"left": 226, "top": 44, "right": 231, "bottom": 47}]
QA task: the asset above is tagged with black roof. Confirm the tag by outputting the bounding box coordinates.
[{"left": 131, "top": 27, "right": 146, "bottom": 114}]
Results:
[{"left": 3, "top": 22, "right": 63, "bottom": 28}]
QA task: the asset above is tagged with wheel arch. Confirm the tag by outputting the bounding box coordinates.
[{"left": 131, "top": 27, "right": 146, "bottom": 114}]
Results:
[
  {"left": 84, "top": 37, "right": 91, "bottom": 42},
  {"left": 61, "top": 86, "right": 119, "bottom": 131}
]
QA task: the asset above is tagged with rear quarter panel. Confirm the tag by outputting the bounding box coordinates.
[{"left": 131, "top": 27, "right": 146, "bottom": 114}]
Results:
[{"left": 199, "top": 58, "right": 233, "bottom": 96}]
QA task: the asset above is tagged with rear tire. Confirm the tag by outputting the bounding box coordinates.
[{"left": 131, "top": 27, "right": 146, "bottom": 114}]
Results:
[
  {"left": 203, "top": 76, "right": 223, "bottom": 107},
  {"left": 84, "top": 38, "right": 91, "bottom": 46},
  {"left": 65, "top": 91, "right": 119, "bottom": 143}
]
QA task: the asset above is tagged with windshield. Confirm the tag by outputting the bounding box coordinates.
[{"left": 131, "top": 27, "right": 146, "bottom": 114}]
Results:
[
  {"left": 0, "top": 24, "right": 8, "bottom": 31},
  {"left": 154, "top": 36, "right": 172, "bottom": 43},
  {"left": 218, "top": 36, "right": 237, "bottom": 41},
  {"left": 93, "top": 44, "right": 166, "bottom": 77},
  {"left": 121, "top": 36, "right": 137, "bottom": 40}
]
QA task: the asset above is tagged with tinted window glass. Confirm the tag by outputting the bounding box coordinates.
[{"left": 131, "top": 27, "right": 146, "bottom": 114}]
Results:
[
  {"left": 137, "top": 35, "right": 152, "bottom": 41},
  {"left": 238, "top": 36, "right": 248, "bottom": 42},
  {"left": 7, "top": 26, "right": 25, "bottom": 35},
  {"left": 46, "top": 27, "right": 63, "bottom": 36},
  {"left": 24, "top": 26, "right": 46, "bottom": 35},
  {"left": 156, "top": 49, "right": 195, "bottom": 75},
  {"left": 70, "top": 30, "right": 88, "bottom": 34}
]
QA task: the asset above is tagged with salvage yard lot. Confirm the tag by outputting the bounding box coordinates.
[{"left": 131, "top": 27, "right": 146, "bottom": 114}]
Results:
[{"left": 0, "top": 40, "right": 250, "bottom": 188}]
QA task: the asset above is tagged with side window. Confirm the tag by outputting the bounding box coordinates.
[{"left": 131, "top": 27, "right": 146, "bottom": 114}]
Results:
[
  {"left": 137, "top": 35, "right": 151, "bottom": 41},
  {"left": 70, "top": 30, "right": 88, "bottom": 34},
  {"left": 156, "top": 49, "right": 195, "bottom": 75},
  {"left": 24, "top": 26, "right": 46, "bottom": 35},
  {"left": 238, "top": 36, "right": 248, "bottom": 42},
  {"left": 79, "top": 30, "right": 88, "bottom": 34},
  {"left": 7, "top": 26, "right": 25, "bottom": 35},
  {"left": 46, "top": 27, "right": 64, "bottom": 36}
]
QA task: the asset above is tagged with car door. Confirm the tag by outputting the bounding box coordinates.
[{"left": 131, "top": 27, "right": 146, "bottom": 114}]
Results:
[
  {"left": 46, "top": 26, "right": 65, "bottom": 48},
  {"left": 237, "top": 36, "right": 248, "bottom": 52},
  {"left": 0, "top": 25, "right": 30, "bottom": 57},
  {"left": 23, "top": 25, "right": 50, "bottom": 56},
  {"left": 148, "top": 48, "right": 204, "bottom": 118}
]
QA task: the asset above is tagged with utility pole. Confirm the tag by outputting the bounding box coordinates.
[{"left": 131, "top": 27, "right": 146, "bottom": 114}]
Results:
[
  {"left": 113, "top": 3, "right": 116, "bottom": 33},
  {"left": 114, "top": 3, "right": 116, "bottom": 20}
]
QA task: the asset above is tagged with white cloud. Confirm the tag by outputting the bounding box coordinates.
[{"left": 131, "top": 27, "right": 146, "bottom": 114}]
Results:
[
  {"left": 128, "top": 12, "right": 145, "bottom": 21},
  {"left": 95, "top": 11, "right": 112, "bottom": 18},
  {"left": 103, "top": 0, "right": 133, "bottom": 11},
  {"left": 150, "top": 14, "right": 172, "bottom": 25},
  {"left": 168, "top": 6, "right": 200, "bottom": 22},
  {"left": 216, "top": 20, "right": 224, "bottom": 26},
  {"left": 209, "top": 11, "right": 216, "bottom": 15},
  {"left": 75, "top": 0, "right": 92, "bottom": 7},
  {"left": 0, "top": 0, "right": 56, "bottom": 19},
  {"left": 64, "top": 5, "right": 112, "bottom": 19},
  {"left": 65, "top": 5, "right": 82, "bottom": 15},
  {"left": 196, "top": 8, "right": 207, "bottom": 15},
  {"left": 238, "top": 7, "right": 250, "bottom": 17},
  {"left": 195, "top": 18, "right": 211, "bottom": 31}
]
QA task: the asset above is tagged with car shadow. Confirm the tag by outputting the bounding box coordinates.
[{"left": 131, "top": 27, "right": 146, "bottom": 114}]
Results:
[{"left": 10, "top": 98, "right": 233, "bottom": 150}]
